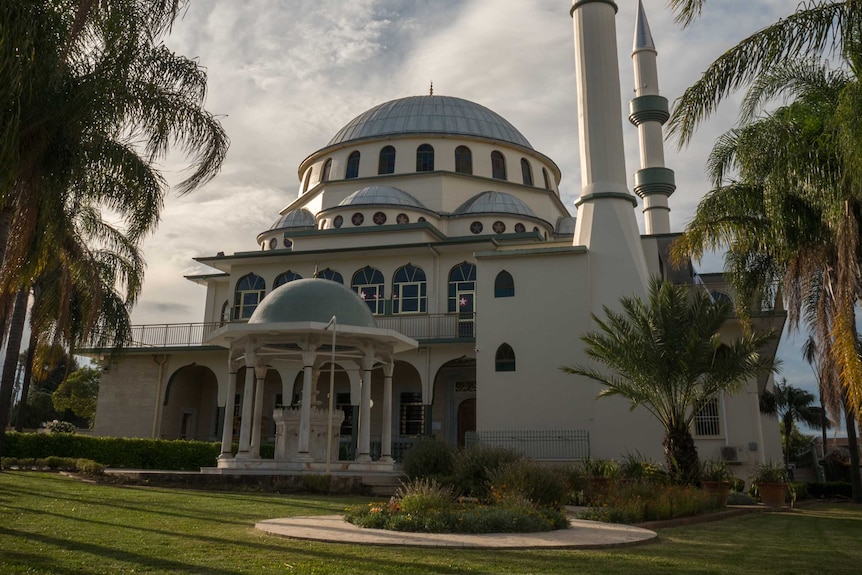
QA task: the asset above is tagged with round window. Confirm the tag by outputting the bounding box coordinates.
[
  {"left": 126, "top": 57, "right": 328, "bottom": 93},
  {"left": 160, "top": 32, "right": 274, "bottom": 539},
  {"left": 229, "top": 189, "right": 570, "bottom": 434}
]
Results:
[
  {"left": 352, "top": 212, "right": 364, "bottom": 226},
  {"left": 333, "top": 215, "right": 343, "bottom": 228},
  {"left": 470, "top": 221, "right": 483, "bottom": 234},
  {"left": 418, "top": 216, "right": 426, "bottom": 223},
  {"left": 396, "top": 213, "right": 409, "bottom": 224},
  {"left": 269, "top": 238, "right": 277, "bottom": 250},
  {"left": 373, "top": 211, "right": 387, "bottom": 225},
  {"left": 533, "top": 226, "right": 540, "bottom": 233},
  {"left": 492, "top": 221, "right": 506, "bottom": 234},
  {"left": 283, "top": 238, "right": 293, "bottom": 248},
  {"left": 514, "top": 223, "right": 526, "bottom": 233}
]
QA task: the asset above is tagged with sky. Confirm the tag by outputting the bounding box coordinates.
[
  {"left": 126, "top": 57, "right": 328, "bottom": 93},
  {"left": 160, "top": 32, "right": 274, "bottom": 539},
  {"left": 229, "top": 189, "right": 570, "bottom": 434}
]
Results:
[{"left": 137, "top": 1, "right": 822, "bottom": 419}]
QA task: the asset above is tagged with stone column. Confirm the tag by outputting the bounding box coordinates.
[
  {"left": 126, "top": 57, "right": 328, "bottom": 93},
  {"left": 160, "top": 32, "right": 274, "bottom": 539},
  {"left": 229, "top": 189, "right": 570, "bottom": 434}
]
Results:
[
  {"left": 297, "top": 349, "right": 317, "bottom": 460},
  {"left": 236, "top": 353, "right": 256, "bottom": 458},
  {"left": 380, "top": 359, "right": 394, "bottom": 462},
  {"left": 250, "top": 365, "right": 267, "bottom": 458},
  {"left": 356, "top": 354, "right": 375, "bottom": 462},
  {"left": 218, "top": 368, "right": 238, "bottom": 460}
]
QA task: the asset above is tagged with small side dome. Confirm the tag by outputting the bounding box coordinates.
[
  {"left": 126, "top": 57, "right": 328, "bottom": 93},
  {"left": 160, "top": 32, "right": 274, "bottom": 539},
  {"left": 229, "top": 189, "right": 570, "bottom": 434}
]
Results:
[
  {"left": 454, "top": 191, "right": 536, "bottom": 217},
  {"left": 555, "top": 216, "right": 576, "bottom": 235},
  {"left": 340, "top": 185, "right": 426, "bottom": 208},
  {"left": 249, "top": 278, "right": 375, "bottom": 328},
  {"left": 270, "top": 208, "right": 315, "bottom": 230}
]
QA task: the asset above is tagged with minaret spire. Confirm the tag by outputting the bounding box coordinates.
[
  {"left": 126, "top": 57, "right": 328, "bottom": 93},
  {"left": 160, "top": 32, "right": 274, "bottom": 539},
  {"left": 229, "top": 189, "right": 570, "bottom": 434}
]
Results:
[
  {"left": 570, "top": 0, "right": 649, "bottom": 297},
  {"left": 630, "top": 0, "right": 675, "bottom": 235}
]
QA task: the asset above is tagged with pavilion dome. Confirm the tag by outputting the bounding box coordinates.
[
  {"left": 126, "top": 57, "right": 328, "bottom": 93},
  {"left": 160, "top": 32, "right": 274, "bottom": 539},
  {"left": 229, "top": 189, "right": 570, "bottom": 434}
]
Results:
[
  {"left": 248, "top": 278, "right": 375, "bottom": 328},
  {"left": 454, "top": 191, "right": 537, "bottom": 217},
  {"left": 328, "top": 95, "right": 533, "bottom": 150},
  {"left": 339, "top": 185, "right": 426, "bottom": 208}
]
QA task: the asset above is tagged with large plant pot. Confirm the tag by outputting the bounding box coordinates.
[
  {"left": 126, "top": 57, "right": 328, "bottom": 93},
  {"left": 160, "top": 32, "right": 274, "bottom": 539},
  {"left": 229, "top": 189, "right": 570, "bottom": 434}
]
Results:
[
  {"left": 758, "top": 482, "right": 787, "bottom": 509},
  {"left": 702, "top": 481, "right": 730, "bottom": 507}
]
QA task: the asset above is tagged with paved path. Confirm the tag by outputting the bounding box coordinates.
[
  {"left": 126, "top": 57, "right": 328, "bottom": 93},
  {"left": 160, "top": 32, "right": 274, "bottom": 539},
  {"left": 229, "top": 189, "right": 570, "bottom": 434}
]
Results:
[{"left": 255, "top": 515, "right": 657, "bottom": 549}]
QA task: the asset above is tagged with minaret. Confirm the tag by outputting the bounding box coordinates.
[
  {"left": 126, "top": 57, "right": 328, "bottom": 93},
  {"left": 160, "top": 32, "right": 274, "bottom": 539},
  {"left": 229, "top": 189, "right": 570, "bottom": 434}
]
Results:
[
  {"left": 630, "top": 0, "right": 676, "bottom": 235},
  {"left": 571, "top": 0, "right": 649, "bottom": 297}
]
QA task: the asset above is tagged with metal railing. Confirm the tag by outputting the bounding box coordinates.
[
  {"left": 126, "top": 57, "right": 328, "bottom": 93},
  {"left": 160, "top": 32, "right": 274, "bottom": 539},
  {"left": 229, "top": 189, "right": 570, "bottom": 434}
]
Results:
[
  {"left": 339, "top": 438, "right": 417, "bottom": 462},
  {"left": 465, "top": 430, "right": 590, "bottom": 461},
  {"left": 85, "top": 313, "right": 476, "bottom": 350}
]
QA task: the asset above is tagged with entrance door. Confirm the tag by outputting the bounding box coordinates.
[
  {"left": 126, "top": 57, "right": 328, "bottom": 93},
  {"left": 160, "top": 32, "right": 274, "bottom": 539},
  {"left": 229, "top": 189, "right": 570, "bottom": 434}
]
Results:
[
  {"left": 457, "top": 398, "right": 476, "bottom": 447},
  {"left": 456, "top": 290, "right": 475, "bottom": 338}
]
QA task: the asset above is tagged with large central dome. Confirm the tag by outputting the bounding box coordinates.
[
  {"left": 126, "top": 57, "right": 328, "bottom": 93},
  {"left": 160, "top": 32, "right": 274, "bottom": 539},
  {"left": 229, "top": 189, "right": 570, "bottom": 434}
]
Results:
[{"left": 328, "top": 95, "right": 533, "bottom": 149}]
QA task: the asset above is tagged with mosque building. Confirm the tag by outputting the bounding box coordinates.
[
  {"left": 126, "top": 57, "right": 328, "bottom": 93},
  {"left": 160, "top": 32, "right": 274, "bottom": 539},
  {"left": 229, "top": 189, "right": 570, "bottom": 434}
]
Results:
[{"left": 90, "top": 1, "right": 784, "bottom": 477}]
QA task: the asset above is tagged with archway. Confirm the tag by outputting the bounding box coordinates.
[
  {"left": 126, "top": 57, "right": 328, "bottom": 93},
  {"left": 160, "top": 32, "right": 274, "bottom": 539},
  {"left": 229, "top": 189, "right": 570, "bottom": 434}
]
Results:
[
  {"left": 431, "top": 356, "right": 476, "bottom": 446},
  {"left": 161, "top": 364, "right": 218, "bottom": 441}
]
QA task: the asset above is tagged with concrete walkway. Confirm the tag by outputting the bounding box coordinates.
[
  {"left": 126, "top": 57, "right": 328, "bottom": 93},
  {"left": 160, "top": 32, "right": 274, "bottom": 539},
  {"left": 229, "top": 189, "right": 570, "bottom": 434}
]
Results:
[{"left": 255, "top": 515, "right": 657, "bottom": 549}]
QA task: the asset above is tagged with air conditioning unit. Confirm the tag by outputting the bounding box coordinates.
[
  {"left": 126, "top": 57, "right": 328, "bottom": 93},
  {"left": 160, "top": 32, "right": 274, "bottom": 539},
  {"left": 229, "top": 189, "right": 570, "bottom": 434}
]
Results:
[
  {"left": 720, "top": 446, "right": 737, "bottom": 461},
  {"left": 720, "top": 446, "right": 748, "bottom": 463}
]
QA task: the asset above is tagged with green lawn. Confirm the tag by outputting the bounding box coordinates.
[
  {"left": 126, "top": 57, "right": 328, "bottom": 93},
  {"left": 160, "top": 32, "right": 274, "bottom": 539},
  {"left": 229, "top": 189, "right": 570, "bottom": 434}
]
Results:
[{"left": 1, "top": 472, "right": 860, "bottom": 574}]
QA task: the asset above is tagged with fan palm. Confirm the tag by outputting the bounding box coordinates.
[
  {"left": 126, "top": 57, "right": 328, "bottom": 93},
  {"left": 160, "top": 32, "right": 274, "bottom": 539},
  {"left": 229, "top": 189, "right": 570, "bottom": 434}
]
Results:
[
  {"left": 760, "top": 378, "right": 829, "bottom": 467},
  {"left": 562, "top": 277, "right": 775, "bottom": 484}
]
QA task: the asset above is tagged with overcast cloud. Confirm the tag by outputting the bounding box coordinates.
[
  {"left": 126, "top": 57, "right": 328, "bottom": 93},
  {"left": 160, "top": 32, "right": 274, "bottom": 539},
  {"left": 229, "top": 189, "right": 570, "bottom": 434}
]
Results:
[{"left": 137, "top": 1, "right": 819, "bottom": 407}]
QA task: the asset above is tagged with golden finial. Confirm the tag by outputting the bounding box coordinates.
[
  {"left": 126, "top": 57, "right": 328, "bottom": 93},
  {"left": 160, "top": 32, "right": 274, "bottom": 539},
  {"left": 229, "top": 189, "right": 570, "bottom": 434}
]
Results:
[{"left": 430, "top": 81, "right": 434, "bottom": 96}]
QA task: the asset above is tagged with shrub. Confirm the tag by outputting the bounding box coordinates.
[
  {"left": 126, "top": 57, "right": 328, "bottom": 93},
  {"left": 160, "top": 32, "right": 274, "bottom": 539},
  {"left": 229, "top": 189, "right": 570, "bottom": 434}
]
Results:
[
  {"left": 559, "top": 463, "right": 589, "bottom": 505},
  {"left": 397, "top": 478, "right": 455, "bottom": 515},
  {"left": 1, "top": 457, "right": 18, "bottom": 469},
  {"left": 582, "top": 458, "right": 619, "bottom": 478},
  {"left": 487, "top": 460, "right": 567, "bottom": 509},
  {"left": 75, "top": 459, "right": 105, "bottom": 476},
  {"left": 729, "top": 477, "right": 746, "bottom": 492},
  {"left": 45, "top": 420, "right": 77, "bottom": 434},
  {"left": 727, "top": 491, "right": 756, "bottom": 505},
  {"left": 620, "top": 453, "right": 668, "bottom": 484},
  {"left": 300, "top": 474, "right": 332, "bottom": 493},
  {"left": 401, "top": 437, "right": 455, "bottom": 481},
  {"left": 806, "top": 481, "right": 853, "bottom": 499},
  {"left": 452, "top": 444, "right": 522, "bottom": 499},
  {"left": 577, "top": 483, "right": 722, "bottom": 524}
]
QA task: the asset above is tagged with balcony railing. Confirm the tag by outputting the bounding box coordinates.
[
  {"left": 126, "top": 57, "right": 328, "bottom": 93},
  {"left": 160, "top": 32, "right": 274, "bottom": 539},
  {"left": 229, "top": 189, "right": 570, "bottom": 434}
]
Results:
[
  {"left": 465, "top": 430, "right": 591, "bottom": 461},
  {"left": 85, "top": 313, "right": 476, "bottom": 350}
]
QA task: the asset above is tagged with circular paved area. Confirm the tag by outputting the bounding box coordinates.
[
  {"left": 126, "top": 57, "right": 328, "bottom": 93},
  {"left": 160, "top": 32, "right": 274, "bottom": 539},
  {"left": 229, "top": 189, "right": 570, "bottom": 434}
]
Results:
[{"left": 255, "top": 515, "right": 657, "bottom": 549}]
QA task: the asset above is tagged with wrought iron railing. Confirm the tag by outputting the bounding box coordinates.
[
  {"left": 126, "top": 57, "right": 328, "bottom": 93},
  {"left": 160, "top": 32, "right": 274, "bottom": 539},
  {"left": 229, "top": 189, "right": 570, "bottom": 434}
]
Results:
[
  {"left": 465, "top": 430, "right": 590, "bottom": 461},
  {"left": 85, "top": 313, "right": 476, "bottom": 350}
]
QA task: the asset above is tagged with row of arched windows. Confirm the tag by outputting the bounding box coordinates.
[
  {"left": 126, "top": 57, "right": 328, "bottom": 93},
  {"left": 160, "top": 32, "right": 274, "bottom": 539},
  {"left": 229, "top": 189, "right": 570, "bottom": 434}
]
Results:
[
  {"left": 231, "top": 265, "right": 517, "bottom": 320},
  {"left": 307, "top": 146, "right": 554, "bottom": 190}
]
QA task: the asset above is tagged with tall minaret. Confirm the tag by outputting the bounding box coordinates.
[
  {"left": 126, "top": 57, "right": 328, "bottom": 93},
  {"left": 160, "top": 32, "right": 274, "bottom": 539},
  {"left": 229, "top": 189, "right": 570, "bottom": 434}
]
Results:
[
  {"left": 630, "top": 0, "right": 676, "bottom": 235},
  {"left": 571, "top": 0, "right": 649, "bottom": 297}
]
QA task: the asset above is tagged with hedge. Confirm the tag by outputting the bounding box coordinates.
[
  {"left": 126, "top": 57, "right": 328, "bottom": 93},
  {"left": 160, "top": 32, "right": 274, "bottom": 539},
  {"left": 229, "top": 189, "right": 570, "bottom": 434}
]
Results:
[
  {"left": 806, "top": 481, "right": 854, "bottom": 499},
  {"left": 2, "top": 433, "right": 222, "bottom": 470}
]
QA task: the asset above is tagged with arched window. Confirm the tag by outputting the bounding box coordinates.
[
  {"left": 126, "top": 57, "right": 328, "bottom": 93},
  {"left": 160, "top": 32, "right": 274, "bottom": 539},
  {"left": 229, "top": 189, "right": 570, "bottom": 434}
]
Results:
[
  {"left": 345, "top": 151, "right": 360, "bottom": 179},
  {"left": 491, "top": 151, "right": 507, "bottom": 180},
  {"left": 521, "top": 158, "right": 533, "bottom": 186},
  {"left": 393, "top": 264, "right": 427, "bottom": 314},
  {"left": 274, "top": 270, "right": 302, "bottom": 288},
  {"left": 352, "top": 266, "right": 385, "bottom": 314},
  {"left": 378, "top": 146, "right": 396, "bottom": 174},
  {"left": 416, "top": 144, "right": 434, "bottom": 172},
  {"left": 233, "top": 273, "right": 266, "bottom": 320},
  {"left": 220, "top": 300, "right": 230, "bottom": 325},
  {"left": 495, "top": 343, "right": 516, "bottom": 372},
  {"left": 449, "top": 262, "right": 476, "bottom": 337},
  {"left": 320, "top": 158, "right": 332, "bottom": 182},
  {"left": 317, "top": 268, "right": 343, "bottom": 284},
  {"left": 542, "top": 167, "right": 552, "bottom": 190},
  {"left": 455, "top": 145, "right": 473, "bottom": 175},
  {"left": 302, "top": 168, "right": 312, "bottom": 192},
  {"left": 494, "top": 270, "right": 514, "bottom": 298}
]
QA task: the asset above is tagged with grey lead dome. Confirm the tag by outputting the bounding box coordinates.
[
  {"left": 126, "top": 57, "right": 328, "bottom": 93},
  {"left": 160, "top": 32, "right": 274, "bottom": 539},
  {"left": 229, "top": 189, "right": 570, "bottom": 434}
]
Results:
[
  {"left": 248, "top": 278, "right": 375, "bottom": 328},
  {"left": 339, "top": 185, "right": 426, "bottom": 208},
  {"left": 328, "top": 95, "right": 533, "bottom": 150},
  {"left": 454, "top": 191, "right": 537, "bottom": 217}
]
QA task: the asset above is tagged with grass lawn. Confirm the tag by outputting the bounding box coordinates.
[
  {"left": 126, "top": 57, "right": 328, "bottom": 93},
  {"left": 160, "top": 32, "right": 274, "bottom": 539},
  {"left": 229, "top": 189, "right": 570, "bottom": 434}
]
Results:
[{"left": 1, "top": 472, "right": 861, "bottom": 574}]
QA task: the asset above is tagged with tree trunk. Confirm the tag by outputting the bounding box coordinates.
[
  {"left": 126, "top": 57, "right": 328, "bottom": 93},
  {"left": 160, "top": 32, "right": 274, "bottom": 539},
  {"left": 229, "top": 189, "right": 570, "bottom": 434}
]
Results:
[
  {"left": 843, "top": 403, "right": 862, "bottom": 504},
  {"left": 14, "top": 329, "right": 37, "bottom": 432},
  {"left": 820, "top": 396, "right": 828, "bottom": 460},
  {"left": 664, "top": 426, "right": 700, "bottom": 484},
  {"left": 0, "top": 288, "right": 29, "bottom": 457}
]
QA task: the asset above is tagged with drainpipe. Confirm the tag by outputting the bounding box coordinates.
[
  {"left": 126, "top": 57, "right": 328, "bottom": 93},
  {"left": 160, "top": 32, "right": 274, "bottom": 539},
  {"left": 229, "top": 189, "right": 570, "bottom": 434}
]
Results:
[{"left": 151, "top": 354, "right": 168, "bottom": 438}]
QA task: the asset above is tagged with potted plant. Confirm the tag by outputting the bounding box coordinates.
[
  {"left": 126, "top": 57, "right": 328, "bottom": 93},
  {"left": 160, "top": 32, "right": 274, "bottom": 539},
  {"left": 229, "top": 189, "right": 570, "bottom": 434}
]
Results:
[
  {"left": 751, "top": 461, "right": 789, "bottom": 509},
  {"left": 701, "top": 458, "right": 733, "bottom": 507}
]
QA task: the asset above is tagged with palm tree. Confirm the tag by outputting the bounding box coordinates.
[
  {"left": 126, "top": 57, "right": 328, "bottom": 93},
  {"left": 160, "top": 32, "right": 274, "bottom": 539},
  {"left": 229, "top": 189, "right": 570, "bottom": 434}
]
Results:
[
  {"left": 760, "top": 378, "right": 829, "bottom": 467},
  {"left": 802, "top": 335, "right": 838, "bottom": 456},
  {"left": 562, "top": 278, "right": 775, "bottom": 484},
  {"left": 670, "top": 58, "right": 862, "bottom": 501}
]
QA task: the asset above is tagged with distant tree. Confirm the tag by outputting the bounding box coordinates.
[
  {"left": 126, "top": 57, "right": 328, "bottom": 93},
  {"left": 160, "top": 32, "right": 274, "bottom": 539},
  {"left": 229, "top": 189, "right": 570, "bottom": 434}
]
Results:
[
  {"left": 562, "top": 278, "right": 775, "bottom": 484},
  {"left": 52, "top": 366, "right": 100, "bottom": 428},
  {"left": 761, "top": 378, "right": 829, "bottom": 467}
]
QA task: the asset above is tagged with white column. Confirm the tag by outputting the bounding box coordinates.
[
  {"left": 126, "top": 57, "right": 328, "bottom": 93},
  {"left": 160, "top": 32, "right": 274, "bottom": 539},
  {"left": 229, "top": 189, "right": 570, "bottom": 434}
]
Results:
[
  {"left": 380, "top": 359, "right": 394, "bottom": 462},
  {"left": 297, "top": 349, "right": 316, "bottom": 459},
  {"left": 250, "top": 366, "right": 267, "bottom": 458},
  {"left": 236, "top": 357, "right": 256, "bottom": 458},
  {"left": 218, "top": 369, "right": 238, "bottom": 460},
  {"left": 357, "top": 354, "right": 375, "bottom": 462}
]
